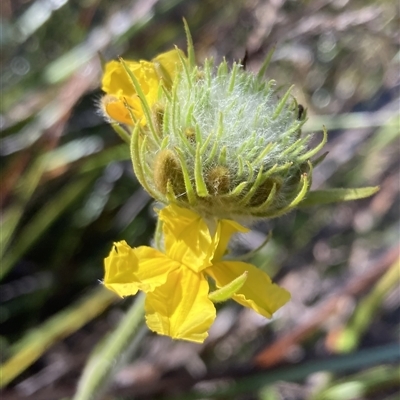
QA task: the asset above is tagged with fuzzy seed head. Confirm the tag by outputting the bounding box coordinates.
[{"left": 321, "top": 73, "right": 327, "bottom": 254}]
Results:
[{"left": 131, "top": 55, "right": 326, "bottom": 221}]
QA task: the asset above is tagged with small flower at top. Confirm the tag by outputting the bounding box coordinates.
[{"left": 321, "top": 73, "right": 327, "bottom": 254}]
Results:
[
  {"left": 103, "top": 204, "right": 290, "bottom": 343},
  {"left": 100, "top": 49, "right": 186, "bottom": 125}
]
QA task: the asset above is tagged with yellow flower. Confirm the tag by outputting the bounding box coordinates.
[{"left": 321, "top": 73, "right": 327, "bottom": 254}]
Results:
[
  {"left": 101, "top": 49, "right": 185, "bottom": 125},
  {"left": 104, "top": 205, "right": 290, "bottom": 343}
]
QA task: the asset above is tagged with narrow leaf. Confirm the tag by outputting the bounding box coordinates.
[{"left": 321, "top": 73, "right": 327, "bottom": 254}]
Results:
[{"left": 299, "top": 187, "right": 379, "bottom": 207}]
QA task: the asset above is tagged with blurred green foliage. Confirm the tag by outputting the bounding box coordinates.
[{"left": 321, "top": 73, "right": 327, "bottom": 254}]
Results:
[{"left": 1, "top": 0, "right": 399, "bottom": 399}]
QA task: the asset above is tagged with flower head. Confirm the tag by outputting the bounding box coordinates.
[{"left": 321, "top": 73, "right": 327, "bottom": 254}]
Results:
[
  {"left": 100, "top": 25, "right": 379, "bottom": 345},
  {"left": 120, "top": 47, "right": 328, "bottom": 221},
  {"left": 104, "top": 204, "right": 290, "bottom": 343}
]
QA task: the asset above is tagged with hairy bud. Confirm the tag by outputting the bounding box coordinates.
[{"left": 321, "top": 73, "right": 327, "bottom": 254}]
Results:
[{"left": 130, "top": 54, "right": 326, "bottom": 220}]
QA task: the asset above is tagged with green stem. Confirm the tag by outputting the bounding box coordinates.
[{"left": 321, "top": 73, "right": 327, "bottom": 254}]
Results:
[{"left": 73, "top": 292, "right": 146, "bottom": 400}]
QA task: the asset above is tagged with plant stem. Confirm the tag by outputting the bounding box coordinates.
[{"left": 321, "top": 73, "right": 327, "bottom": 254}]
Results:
[{"left": 73, "top": 292, "right": 146, "bottom": 400}]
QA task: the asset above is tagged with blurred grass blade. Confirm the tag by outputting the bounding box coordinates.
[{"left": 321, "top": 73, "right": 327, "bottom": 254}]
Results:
[
  {"left": 311, "top": 365, "right": 400, "bottom": 400},
  {"left": 78, "top": 144, "right": 130, "bottom": 174},
  {"left": 346, "top": 114, "right": 400, "bottom": 185},
  {"left": 169, "top": 343, "right": 400, "bottom": 400},
  {"left": 302, "top": 110, "right": 398, "bottom": 132},
  {"left": 299, "top": 187, "right": 379, "bottom": 208},
  {"left": 0, "top": 287, "right": 117, "bottom": 388},
  {"left": 1, "top": 157, "right": 47, "bottom": 258},
  {"left": 1, "top": 174, "right": 95, "bottom": 280},
  {"left": 331, "top": 260, "right": 400, "bottom": 353}
]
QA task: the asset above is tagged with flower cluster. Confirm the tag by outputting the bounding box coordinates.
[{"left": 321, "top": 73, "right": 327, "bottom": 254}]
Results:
[
  {"left": 104, "top": 204, "right": 290, "bottom": 342},
  {"left": 100, "top": 27, "right": 378, "bottom": 342}
]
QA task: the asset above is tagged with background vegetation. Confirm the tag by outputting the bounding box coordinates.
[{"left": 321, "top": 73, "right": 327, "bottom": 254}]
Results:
[{"left": 1, "top": 0, "right": 399, "bottom": 399}]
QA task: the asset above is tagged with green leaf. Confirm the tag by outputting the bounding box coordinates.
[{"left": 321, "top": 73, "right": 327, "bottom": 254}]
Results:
[{"left": 299, "top": 187, "right": 379, "bottom": 207}]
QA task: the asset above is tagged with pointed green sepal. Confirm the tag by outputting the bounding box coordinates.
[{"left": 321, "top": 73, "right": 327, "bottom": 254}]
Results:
[
  {"left": 130, "top": 123, "right": 159, "bottom": 199},
  {"left": 195, "top": 142, "right": 209, "bottom": 197},
  {"left": 312, "top": 151, "right": 329, "bottom": 168},
  {"left": 153, "top": 61, "right": 173, "bottom": 90},
  {"left": 297, "top": 126, "right": 328, "bottom": 162},
  {"left": 183, "top": 18, "right": 196, "bottom": 69},
  {"left": 272, "top": 85, "right": 294, "bottom": 120},
  {"left": 208, "top": 271, "right": 248, "bottom": 303},
  {"left": 299, "top": 187, "right": 380, "bottom": 207},
  {"left": 174, "top": 147, "right": 197, "bottom": 205},
  {"left": 119, "top": 57, "right": 159, "bottom": 144},
  {"left": 257, "top": 46, "right": 275, "bottom": 80}
]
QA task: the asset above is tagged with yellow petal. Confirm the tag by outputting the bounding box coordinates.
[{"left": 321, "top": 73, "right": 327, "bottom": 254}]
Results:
[
  {"left": 207, "top": 261, "right": 291, "bottom": 318},
  {"left": 152, "top": 49, "right": 186, "bottom": 82},
  {"left": 103, "top": 241, "right": 140, "bottom": 297},
  {"left": 101, "top": 59, "right": 159, "bottom": 123},
  {"left": 213, "top": 219, "right": 249, "bottom": 262},
  {"left": 159, "top": 205, "right": 215, "bottom": 272},
  {"left": 133, "top": 246, "right": 180, "bottom": 292},
  {"left": 104, "top": 241, "right": 179, "bottom": 296},
  {"left": 101, "top": 60, "right": 139, "bottom": 97},
  {"left": 145, "top": 267, "right": 216, "bottom": 343},
  {"left": 101, "top": 49, "right": 185, "bottom": 126},
  {"left": 129, "top": 60, "right": 159, "bottom": 97},
  {"left": 100, "top": 94, "right": 141, "bottom": 125}
]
